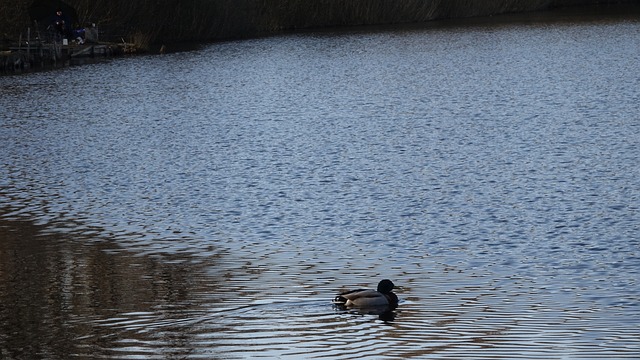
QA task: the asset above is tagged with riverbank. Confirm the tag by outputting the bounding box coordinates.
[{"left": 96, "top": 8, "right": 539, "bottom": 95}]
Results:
[
  {"left": 2, "top": 1, "right": 638, "bottom": 74},
  {"left": 2, "top": 1, "right": 638, "bottom": 48}
]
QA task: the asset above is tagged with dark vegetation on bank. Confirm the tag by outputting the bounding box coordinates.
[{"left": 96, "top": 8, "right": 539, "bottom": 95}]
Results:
[{"left": 1, "top": 0, "right": 638, "bottom": 51}]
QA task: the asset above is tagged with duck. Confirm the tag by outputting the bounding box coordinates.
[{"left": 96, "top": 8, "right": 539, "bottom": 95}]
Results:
[{"left": 333, "top": 279, "right": 399, "bottom": 309}]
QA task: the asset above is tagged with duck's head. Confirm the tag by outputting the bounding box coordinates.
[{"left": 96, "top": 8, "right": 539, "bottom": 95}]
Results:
[{"left": 377, "top": 279, "right": 395, "bottom": 294}]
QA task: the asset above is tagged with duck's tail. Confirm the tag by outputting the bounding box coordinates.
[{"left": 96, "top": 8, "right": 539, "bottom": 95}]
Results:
[{"left": 333, "top": 295, "right": 348, "bottom": 304}]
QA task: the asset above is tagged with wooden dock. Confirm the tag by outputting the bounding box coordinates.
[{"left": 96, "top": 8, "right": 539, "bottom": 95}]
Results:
[{"left": 1, "top": 42, "right": 137, "bottom": 74}]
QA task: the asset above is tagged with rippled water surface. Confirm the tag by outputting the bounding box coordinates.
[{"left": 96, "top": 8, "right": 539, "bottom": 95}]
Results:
[{"left": 2, "top": 7, "right": 640, "bottom": 359}]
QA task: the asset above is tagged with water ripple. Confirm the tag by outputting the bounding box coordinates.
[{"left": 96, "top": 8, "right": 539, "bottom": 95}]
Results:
[{"left": 2, "top": 8, "right": 640, "bottom": 360}]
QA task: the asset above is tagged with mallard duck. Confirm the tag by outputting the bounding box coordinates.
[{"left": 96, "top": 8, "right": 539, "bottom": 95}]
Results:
[{"left": 333, "top": 279, "right": 398, "bottom": 308}]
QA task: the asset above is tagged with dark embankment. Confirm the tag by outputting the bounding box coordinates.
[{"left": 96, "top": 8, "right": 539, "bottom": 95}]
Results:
[{"left": 1, "top": 0, "right": 637, "bottom": 49}]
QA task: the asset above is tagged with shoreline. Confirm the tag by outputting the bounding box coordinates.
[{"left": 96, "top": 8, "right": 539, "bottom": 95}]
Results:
[{"left": 2, "top": 3, "right": 639, "bottom": 75}]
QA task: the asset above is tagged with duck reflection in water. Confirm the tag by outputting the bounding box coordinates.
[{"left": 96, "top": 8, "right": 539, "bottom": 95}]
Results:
[{"left": 333, "top": 279, "right": 398, "bottom": 320}]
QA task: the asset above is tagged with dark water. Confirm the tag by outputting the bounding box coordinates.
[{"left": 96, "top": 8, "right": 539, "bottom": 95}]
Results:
[{"left": 2, "top": 7, "right": 640, "bottom": 359}]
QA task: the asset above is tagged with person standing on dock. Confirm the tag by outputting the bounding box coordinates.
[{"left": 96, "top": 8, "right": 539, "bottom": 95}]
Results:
[{"left": 51, "top": 9, "right": 69, "bottom": 39}]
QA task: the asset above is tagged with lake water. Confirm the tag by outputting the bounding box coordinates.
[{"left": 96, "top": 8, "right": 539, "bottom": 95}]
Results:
[{"left": 1, "top": 6, "right": 639, "bottom": 359}]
